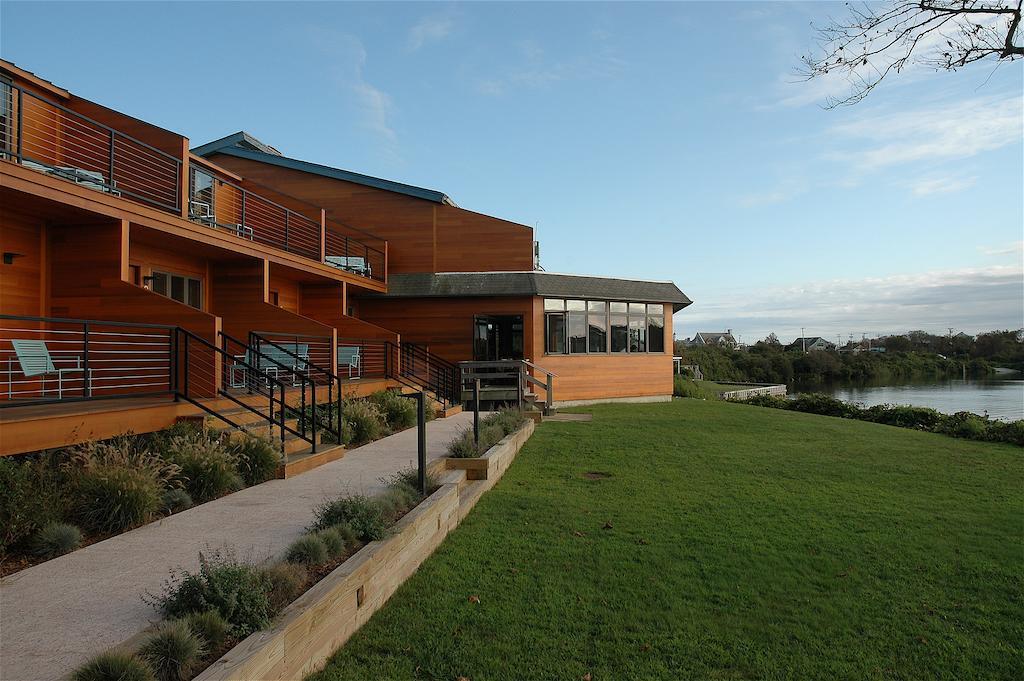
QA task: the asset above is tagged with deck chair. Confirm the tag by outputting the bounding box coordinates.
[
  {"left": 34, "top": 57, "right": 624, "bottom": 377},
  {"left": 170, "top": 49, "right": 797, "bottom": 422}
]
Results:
[
  {"left": 337, "top": 346, "right": 361, "bottom": 378},
  {"left": 10, "top": 339, "right": 91, "bottom": 398},
  {"left": 324, "top": 256, "right": 371, "bottom": 278},
  {"left": 258, "top": 343, "right": 310, "bottom": 386}
]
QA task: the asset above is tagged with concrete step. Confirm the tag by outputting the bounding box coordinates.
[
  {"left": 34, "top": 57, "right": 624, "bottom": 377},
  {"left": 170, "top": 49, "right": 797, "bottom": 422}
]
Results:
[{"left": 280, "top": 443, "right": 346, "bottom": 478}]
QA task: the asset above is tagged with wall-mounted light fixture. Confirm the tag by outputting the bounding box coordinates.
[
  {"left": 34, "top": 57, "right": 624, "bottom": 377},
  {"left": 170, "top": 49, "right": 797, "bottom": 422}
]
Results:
[
  {"left": 142, "top": 275, "right": 156, "bottom": 290},
  {"left": 3, "top": 252, "right": 24, "bottom": 265}
]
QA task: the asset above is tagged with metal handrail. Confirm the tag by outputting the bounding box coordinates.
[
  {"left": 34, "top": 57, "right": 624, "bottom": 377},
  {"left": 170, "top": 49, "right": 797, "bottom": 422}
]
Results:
[{"left": 5, "top": 83, "right": 182, "bottom": 213}]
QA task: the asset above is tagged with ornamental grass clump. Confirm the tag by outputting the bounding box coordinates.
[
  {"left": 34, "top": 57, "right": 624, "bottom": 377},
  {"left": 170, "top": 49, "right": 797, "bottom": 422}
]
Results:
[
  {"left": 368, "top": 390, "right": 417, "bottom": 431},
  {"left": 151, "top": 549, "right": 273, "bottom": 637},
  {"left": 342, "top": 400, "right": 388, "bottom": 445},
  {"left": 161, "top": 488, "right": 193, "bottom": 514},
  {"left": 31, "top": 521, "right": 82, "bottom": 559},
  {"left": 262, "top": 562, "right": 308, "bottom": 612},
  {"left": 226, "top": 432, "right": 281, "bottom": 486},
  {"left": 312, "top": 494, "right": 389, "bottom": 541},
  {"left": 1, "top": 457, "right": 65, "bottom": 555},
  {"left": 179, "top": 610, "right": 230, "bottom": 650},
  {"left": 71, "top": 651, "right": 155, "bottom": 681},
  {"left": 66, "top": 439, "right": 179, "bottom": 535},
  {"left": 285, "top": 534, "right": 329, "bottom": 566},
  {"left": 138, "top": 620, "right": 205, "bottom": 681},
  {"left": 164, "top": 432, "right": 243, "bottom": 503},
  {"left": 316, "top": 526, "right": 347, "bottom": 559}
]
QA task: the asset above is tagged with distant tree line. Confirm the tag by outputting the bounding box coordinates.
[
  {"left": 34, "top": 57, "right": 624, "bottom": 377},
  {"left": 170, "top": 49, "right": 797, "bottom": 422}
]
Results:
[{"left": 674, "top": 329, "right": 1023, "bottom": 384}]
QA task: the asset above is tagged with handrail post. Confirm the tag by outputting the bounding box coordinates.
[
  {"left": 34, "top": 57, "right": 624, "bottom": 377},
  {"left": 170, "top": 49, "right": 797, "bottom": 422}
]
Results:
[
  {"left": 171, "top": 328, "right": 178, "bottom": 399},
  {"left": 473, "top": 379, "right": 480, "bottom": 447},
  {"left": 546, "top": 371, "right": 553, "bottom": 413},
  {"left": 183, "top": 333, "right": 190, "bottom": 399},
  {"left": 284, "top": 211, "right": 290, "bottom": 252},
  {"left": 279, "top": 383, "right": 286, "bottom": 457},
  {"left": 310, "top": 376, "right": 317, "bottom": 454},
  {"left": 240, "top": 188, "right": 246, "bottom": 229},
  {"left": 416, "top": 392, "right": 426, "bottom": 496}
]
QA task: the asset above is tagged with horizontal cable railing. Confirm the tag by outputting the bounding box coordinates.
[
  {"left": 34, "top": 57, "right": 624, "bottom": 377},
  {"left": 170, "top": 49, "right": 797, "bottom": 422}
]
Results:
[
  {"left": 324, "top": 228, "right": 386, "bottom": 282},
  {"left": 401, "top": 342, "right": 460, "bottom": 406},
  {"left": 1, "top": 83, "right": 182, "bottom": 213},
  {"left": 0, "top": 314, "right": 176, "bottom": 407},
  {"left": 335, "top": 337, "right": 395, "bottom": 381},
  {"left": 188, "top": 166, "right": 321, "bottom": 261}
]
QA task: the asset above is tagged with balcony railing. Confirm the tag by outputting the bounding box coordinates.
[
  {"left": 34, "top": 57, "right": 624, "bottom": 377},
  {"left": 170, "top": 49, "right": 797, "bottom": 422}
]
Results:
[
  {"left": 0, "top": 314, "right": 178, "bottom": 407},
  {"left": 1, "top": 82, "right": 182, "bottom": 213},
  {"left": 324, "top": 227, "right": 386, "bottom": 283}
]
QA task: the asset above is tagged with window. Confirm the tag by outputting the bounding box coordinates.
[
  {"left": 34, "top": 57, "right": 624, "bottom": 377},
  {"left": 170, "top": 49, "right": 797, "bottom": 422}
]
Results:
[
  {"left": 545, "top": 312, "right": 566, "bottom": 354},
  {"left": 647, "top": 304, "right": 665, "bottom": 353},
  {"left": 270, "top": 290, "right": 280, "bottom": 306},
  {"left": 190, "top": 168, "right": 215, "bottom": 216},
  {"left": 587, "top": 301, "right": 607, "bottom": 353},
  {"left": 543, "top": 298, "right": 668, "bottom": 355},
  {"left": 151, "top": 270, "right": 202, "bottom": 310},
  {"left": 129, "top": 265, "right": 141, "bottom": 286}
]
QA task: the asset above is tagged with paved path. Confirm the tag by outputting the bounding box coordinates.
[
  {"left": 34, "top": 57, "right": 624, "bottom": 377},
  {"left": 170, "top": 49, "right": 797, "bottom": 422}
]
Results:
[{"left": 0, "top": 412, "right": 473, "bottom": 681}]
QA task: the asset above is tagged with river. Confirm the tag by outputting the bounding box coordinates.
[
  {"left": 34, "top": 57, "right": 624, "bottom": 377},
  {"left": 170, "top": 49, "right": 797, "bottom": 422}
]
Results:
[{"left": 791, "top": 377, "right": 1024, "bottom": 422}]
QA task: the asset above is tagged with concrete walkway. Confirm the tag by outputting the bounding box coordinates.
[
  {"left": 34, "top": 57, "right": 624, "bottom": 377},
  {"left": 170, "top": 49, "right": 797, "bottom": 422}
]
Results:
[{"left": 0, "top": 412, "right": 474, "bottom": 681}]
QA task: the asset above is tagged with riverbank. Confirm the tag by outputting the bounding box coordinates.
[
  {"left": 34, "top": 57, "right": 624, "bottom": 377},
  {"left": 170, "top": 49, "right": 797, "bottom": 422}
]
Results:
[{"left": 309, "top": 400, "right": 1023, "bottom": 680}]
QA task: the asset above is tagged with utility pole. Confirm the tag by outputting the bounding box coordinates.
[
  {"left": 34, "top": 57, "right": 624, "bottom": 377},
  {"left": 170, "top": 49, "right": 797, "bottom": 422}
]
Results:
[{"left": 801, "top": 327, "right": 806, "bottom": 353}]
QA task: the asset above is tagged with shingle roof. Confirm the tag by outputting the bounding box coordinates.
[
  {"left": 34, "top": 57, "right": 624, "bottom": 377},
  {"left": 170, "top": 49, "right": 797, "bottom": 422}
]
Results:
[
  {"left": 192, "top": 132, "right": 456, "bottom": 205},
  {"left": 372, "top": 272, "right": 692, "bottom": 311},
  {"left": 695, "top": 332, "right": 735, "bottom": 344}
]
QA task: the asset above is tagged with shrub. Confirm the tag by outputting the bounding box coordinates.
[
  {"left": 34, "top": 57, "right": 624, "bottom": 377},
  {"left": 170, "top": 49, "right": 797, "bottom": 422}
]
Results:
[
  {"left": 381, "top": 466, "right": 440, "bottom": 497},
  {"left": 342, "top": 400, "right": 387, "bottom": 445},
  {"left": 66, "top": 437, "right": 180, "bottom": 487},
  {"left": 263, "top": 562, "right": 308, "bottom": 612},
  {"left": 164, "top": 432, "right": 243, "bottom": 503},
  {"left": 138, "top": 620, "right": 205, "bottom": 681},
  {"left": 368, "top": 390, "right": 417, "bottom": 431},
  {"left": 788, "top": 393, "right": 860, "bottom": 419},
  {"left": 31, "top": 522, "right": 82, "bottom": 559},
  {"left": 375, "top": 485, "right": 419, "bottom": 522},
  {"left": 152, "top": 549, "right": 273, "bottom": 637},
  {"left": 488, "top": 407, "right": 529, "bottom": 436},
  {"left": 332, "top": 522, "right": 358, "bottom": 546},
  {"left": 937, "top": 411, "right": 989, "bottom": 440},
  {"left": 161, "top": 488, "right": 193, "bottom": 514},
  {"left": 285, "top": 534, "right": 328, "bottom": 566},
  {"left": 0, "top": 457, "right": 65, "bottom": 555},
  {"left": 312, "top": 494, "right": 389, "bottom": 541},
  {"left": 73, "top": 465, "right": 163, "bottom": 534},
  {"left": 71, "top": 651, "right": 155, "bottom": 681},
  {"left": 227, "top": 432, "right": 280, "bottom": 486},
  {"left": 316, "top": 526, "right": 347, "bottom": 559},
  {"left": 863, "top": 404, "right": 944, "bottom": 430},
  {"left": 446, "top": 429, "right": 480, "bottom": 458},
  {"left": 180, "top": 610, "right": 229, "bottom": 650}
]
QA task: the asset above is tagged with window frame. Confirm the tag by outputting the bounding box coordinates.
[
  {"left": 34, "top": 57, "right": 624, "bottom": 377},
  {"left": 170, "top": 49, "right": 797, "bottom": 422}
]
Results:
[
  {"left": 151, "top": 269, "right": 203, "bottom": 310},
  {"left": 542, "top": 298, "right": 668, "bottom": 356}
]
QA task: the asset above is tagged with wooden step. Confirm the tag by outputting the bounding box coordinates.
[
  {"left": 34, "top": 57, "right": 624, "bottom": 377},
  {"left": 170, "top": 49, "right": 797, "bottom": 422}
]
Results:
[{"left": 280, "top": 443, "right": 346, "bottom": 478}]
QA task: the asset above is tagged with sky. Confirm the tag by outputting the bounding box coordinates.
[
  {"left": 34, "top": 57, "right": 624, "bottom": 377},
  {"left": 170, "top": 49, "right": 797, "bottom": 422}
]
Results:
[{"left": 2, "top": 1, "right": 1021, "bottom": 344}]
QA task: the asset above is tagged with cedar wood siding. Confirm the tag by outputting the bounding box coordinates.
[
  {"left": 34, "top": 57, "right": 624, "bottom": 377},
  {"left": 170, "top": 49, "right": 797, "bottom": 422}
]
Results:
[{"left": 203, "top": 153, "right": 535, "bottom": 274}]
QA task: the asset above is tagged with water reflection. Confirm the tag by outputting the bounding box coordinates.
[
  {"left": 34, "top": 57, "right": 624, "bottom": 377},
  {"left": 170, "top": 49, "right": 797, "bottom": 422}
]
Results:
[{"left": 791, "top": 377, "right": 1024, "bottom": 422}]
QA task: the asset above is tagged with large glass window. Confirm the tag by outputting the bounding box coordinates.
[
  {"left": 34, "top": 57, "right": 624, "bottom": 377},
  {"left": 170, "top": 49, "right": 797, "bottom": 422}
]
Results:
[
  {"left": 647, "top": 304, "right": 665, "bottom": 352},
  {"left": 190, "top": 168, "right": 215, "bottom": 219},
  {"left": 587, "top": 301, "right": 607, "bottom": 352},
  {"left": 543, "top": 298, "right": 667, "bottom": 355},
  {"left": 545, "top": 312, "right": 566, "bottom": 354},
  {"left": 0, "top": 79, "right": 11, "bottom": 155}
]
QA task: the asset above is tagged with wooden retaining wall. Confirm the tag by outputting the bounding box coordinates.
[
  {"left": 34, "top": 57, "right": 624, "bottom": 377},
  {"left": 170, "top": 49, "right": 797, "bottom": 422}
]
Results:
[{"left": 194, "top": 419, "right": 536, "bottom": 681}]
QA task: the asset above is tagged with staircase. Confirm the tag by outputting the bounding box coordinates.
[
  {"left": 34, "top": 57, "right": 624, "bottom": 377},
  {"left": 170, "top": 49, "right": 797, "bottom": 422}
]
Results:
[{"left": 458, "top": 359, "right": 557, "bottom": 416}]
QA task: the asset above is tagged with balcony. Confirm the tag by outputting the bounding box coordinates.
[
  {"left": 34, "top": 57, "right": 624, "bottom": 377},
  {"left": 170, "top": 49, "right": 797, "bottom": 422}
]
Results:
[
  {"left": 1, "top": 81, "right": 182, "bottom": 213},
  {"left": 2, "top": 81, "right": 387, "bottom": 283}
]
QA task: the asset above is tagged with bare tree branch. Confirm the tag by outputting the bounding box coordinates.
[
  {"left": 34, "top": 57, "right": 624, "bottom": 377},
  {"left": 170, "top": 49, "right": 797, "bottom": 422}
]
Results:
[{"left": 799, "top": 1, "right": 1023, "bottom": 107}]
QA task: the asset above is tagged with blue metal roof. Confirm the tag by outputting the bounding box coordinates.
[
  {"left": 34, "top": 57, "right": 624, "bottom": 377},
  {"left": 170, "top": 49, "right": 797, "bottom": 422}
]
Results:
[{"left": 192, "top": 132, "right": 455, "bottom": 205}]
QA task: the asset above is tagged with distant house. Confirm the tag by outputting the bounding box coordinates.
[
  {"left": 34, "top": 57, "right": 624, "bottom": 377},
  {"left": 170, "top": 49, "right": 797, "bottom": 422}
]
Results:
[
  {"left": 787, "top": 337, "right": 836, "bottom": 352},
  {"left": 689, "top": 330, "right": 737, "bottom": 348}
]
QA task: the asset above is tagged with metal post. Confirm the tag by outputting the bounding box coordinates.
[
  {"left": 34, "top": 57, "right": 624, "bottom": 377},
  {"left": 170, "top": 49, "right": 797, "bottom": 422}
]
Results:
[
  {"left": 310, "top": 376, "right": 317, "bottom": 454},
  {"left": 171, "top": 328, "right": 179, "bottom": 399},
  {"left": 240, "top": 189, "right": 246, "bottom": 229},
  {"left": 279, "top": 383, "right": 286, "bottom": 457},
  {"left": 183, "top": 333, "right": 190, "bottom": 399},
  {"left": 416, "top": 391, "right": 426, "bottom": 496},
  {"left": 284, "top": 211, "right": 290, "bottom": 252},
  {"left": 473, "top": 379, "right": 480, "bottom": 447}
]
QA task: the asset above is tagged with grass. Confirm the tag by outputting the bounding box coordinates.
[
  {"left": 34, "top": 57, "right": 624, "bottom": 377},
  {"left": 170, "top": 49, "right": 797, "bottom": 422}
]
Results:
[{"left": 310, "top": 399, "right": 1023, "bottom": 680}]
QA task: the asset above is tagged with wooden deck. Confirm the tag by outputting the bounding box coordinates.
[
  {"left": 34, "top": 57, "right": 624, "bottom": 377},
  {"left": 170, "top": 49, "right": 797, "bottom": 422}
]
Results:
[{"left": 0, "top": 377, "right": 394, "bottom": 456}]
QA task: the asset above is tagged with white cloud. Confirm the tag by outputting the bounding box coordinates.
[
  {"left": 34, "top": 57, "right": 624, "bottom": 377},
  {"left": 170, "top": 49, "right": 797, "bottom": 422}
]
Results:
[
  {"left": 739, "top": 179, "right": 807, "bottom": 207},
  {"left": 979, "top": 241, "right": 1024, "bottom": 257},
  {"left": 307, "top": 29, "right": 399, "bottom": 153},
  {"left": 476, "top": 38, "right": 625, "bottom": 96},
  {"left": 827, "top": 94, "right": 1023, "bottom": 170},
  {"left": 408, "top": 15, "right": 454, "bottom": 51},
  {"left": 909, "top": 175, "right": 977, "bottom": 196},
  {"left": 676, "top": 264, "right": 1024, "bottom": 342}
]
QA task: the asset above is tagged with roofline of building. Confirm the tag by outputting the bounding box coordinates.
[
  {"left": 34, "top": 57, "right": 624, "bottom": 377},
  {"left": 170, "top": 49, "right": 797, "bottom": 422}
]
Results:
[{"left": 429, "top": 270, "right": 679, "bottom": 285}]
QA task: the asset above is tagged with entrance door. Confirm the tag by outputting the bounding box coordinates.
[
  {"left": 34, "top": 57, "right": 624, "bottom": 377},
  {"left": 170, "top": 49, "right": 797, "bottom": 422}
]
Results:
[{"left": 473, "top": 315, "right": 523, "bottom": 361}]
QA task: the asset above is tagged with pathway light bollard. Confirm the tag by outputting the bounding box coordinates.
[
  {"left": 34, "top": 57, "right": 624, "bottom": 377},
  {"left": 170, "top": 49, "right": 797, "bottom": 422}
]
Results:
[
  {"left": 400, "top": 391, "right": 428, "bottom": 496},
  {"left": 473, "top": 378, "right": 481, "bottom": 448}
]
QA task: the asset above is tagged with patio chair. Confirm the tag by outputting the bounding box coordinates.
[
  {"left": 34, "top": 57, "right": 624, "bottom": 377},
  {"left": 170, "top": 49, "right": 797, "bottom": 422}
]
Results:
[
  {"left": 9, "top": 339, "right": 92, "bottom": 399},
  {"left": 337, "top": 345, "right": 361, "bottom": 378},
  {"left": 258, "top": 343, "right": 310, "bottom": 386},
  {"left": 324, "top": 256, "right": 372, "bottom": 278}
]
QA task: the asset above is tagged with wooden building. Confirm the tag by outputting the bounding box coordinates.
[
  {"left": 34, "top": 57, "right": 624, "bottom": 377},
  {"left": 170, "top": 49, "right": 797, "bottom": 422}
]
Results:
[{"left": 0, "top": 62, "right": 690, "bottom": 457}]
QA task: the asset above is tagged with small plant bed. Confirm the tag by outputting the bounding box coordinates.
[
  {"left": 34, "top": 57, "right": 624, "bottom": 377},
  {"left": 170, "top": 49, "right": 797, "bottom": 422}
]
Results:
[
  {"left": 743, "top": 392, "right": 1024, "bottom": 446},
  {"left": 0, "top": 422, "right": 282, "bottom": 577},
  {"left": 299, "top": 389, "right": 439, "bottom": 447},
  {"left": 71, "top": 467, "right": 440, "bottom": 681},
  {"left": 446, "top": 407, "right": 531, "bottom": 458}
]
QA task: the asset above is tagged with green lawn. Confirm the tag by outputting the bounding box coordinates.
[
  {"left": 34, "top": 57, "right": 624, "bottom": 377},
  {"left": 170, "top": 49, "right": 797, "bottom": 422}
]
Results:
[{"left": 311, "top": 399, "right": 1023, "bottom": 680}]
